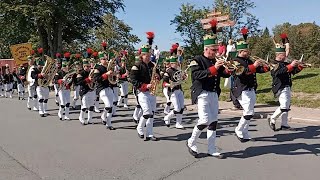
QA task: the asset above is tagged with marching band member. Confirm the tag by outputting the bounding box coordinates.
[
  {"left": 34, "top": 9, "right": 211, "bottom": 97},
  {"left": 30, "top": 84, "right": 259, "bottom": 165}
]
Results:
[
  {"left": 132, "top": 55, "right": 143, "bottom": 124},
  {"left": 117, "top": 57, "right": 130, "bottom": 109},
  {"left": 32, "top": 58, "right": 50, "bottom": 117},
  {"left": 267, "top": 34, "right": 303, "bottom": 131},
  {"left": 232, "top": 27, "right": 269, "bottom": 142},
  {"left": 78, "top": 59, "right": 96, "bottom": 125},
  {"left": 54, "top": 54, "right": 62, "bottom": 106},
  {"left": 3, "top": 67, "right": 13, "bottom": 98},
  {"left": 111, "top": 60, "right": 120, "bottom": 116},
  {"left": 186, "top": 30, "right": 231, "bottom": 158},
  {"left": 14, "top": 64, "right": 27, "bottom": 100},
  {"left": 162, "top": 57, "right": 172, "bottom": 114},
  {"left": 130, "top": 32, "right": 160, "bottom": 141},
  {"left": 71, "top": 62, "right": 82, "bottom": 109},
  {"left": 27, "top": 56, "right": 39, "bottom": 111},
  {"left": 94, "top": 52, "right": 116, "bottom": 130},
  {"left": 163, "top": 56, "right": 186, "bottom": 129},
  {"left": 55, "top": 57, "right": 72, "bottom": 120}
]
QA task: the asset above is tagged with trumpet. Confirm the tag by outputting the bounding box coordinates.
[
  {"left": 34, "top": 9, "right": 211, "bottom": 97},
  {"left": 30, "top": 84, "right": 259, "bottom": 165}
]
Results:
[
  {"left": 287, "top": 54, "right": 312, "bottom": 68},
  {"left": 250, "top": 55, "right": 277, "bottom": 70},
  {"left": 216, "top": 55, "right": 245, "bottom": 75}
]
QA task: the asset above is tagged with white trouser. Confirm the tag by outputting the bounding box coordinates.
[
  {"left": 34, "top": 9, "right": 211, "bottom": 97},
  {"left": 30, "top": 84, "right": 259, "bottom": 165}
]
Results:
[
  {"left": 58, "top": 89, "right": 71, "bottom": 119},
  {"left": 235, "top": 90, "right": 256, "bottom": 139},
  {"left": 118, "top": 81, "right": 129, "bottom": 106},
  {"left": 188, "top": 91, "right": 219, "bottom": 155},
  {"left": 271, "top": 87, "right": 291, "bottom": 126},
  {"left": 79, "top": 91, "right": 95, "bottom": 123},
  {"left": 53, "top": 84, "right": 60, "bottom": 103},
  {"left": 4, "top": 83, "right": 13, "bottom": 97},
  {"left": 72, "top": 85, "right": 80, "bottom": 107},
  {"left": 137, "top": 91, "right": 156, "bottom": 137},
  {"left": 27, "top": 85, "right": 38, "bottom": 110},
  {"left": 164, "top": 89, "right": 185, "bottom": 126},
  {"left": 36, "top": 86, "right": 50, "bottom": 115},
  {"left": 17, "top": 83, "right": 24, "bottom": 98},
  {"left": 133, "top": 95, "right": 143, "bottom": 121},
  {"left": 163, "top": 87, "right": 171, "bottom": 114},
  {"left": 112, "top": 86, "right": 119, "bottom": 115},
  {"left": 99, "top": 87, "right": 113, "bottom": 127}
]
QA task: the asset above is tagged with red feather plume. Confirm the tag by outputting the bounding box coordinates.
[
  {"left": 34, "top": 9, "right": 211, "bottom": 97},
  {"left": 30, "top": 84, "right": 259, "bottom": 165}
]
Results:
[
  {"left": 280, "top": 33, "right": 287, "bottom": 39},
  {"left": 172, "top": 44, "right": 179, "bottom": 50},
  {"left": 209, "top": 19, "right": 218, "bottom": 27},
  {"left": 37, "top": 48, "right": 43, "bottom": 54},
  {"left": 55, "top": 53, "right": 61, "bottom": 58},
  {"left": 101, "top": 41, "right": 107, "bottom": 47},
  {"left": 146, "top": 32, "right": 155, "bottom": 39},
  {"left": 138, "top": 48, "right": 142, "bottom": 55},
  {"left": 64, "top": 52, "right": 71, "bottom": 58},
  {"left": 87, "top": 48, "right": 93, "bottom": 54},
  {"left": 75, "top": 53, "right": 81, "bottom": 58},
  {"left": 31, "top": 50, "right": 35, "bottom": 55},
  {"left": 241, "top": 27, "right": 248, "bottom": 35},
  {"left": 92, "top": 51, "right": 98, "bottom": 57}
]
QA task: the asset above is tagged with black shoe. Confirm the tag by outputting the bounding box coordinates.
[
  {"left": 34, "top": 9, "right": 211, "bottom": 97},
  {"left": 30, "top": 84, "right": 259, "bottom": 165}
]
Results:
[
  {"left": 280, "top": 126, "right": 294, "bottom": 131},
  {"left": 267, "top": 116, "right": 276, "bottom": 131},
  {"left": 207, "top": 153, "right": 226, "bottom": 159},
  {"left": 18, "top": 97, "right": 20, "bottom": 100},
  {"left": 102, "top": 121, "right": 106, "bottom": 125},
  {"left": 145, "top": 136, "right": 158, "bottom": 141},
  {"left": 138, "top": 133, "right": 144, "bottom": 139},
  {"left": 22, "top": 98, "right": 25, "bottom": 100},
  {"left": 59, "top": 118, "right": 63, "bottom": 121},
  {"left": 186, "top": 141, "right": 198, "bottom": 158},
  {"left": 40, "top": 114, "right": 45, "bottom": 117},
  {"left": 28, "top": 108, "right": 31, "bottom": 110},
  {"left": 107, "top": 126, "right": 116, "bottom": 130},
  {"left": 56, "top": 102, "right": 59, "bottom": 106},
  {"left": 235, "top": 134, "right": 250, "bottom": 143},
  {"left": 45, "top": 113, "right": 50, "bottom": 116}
]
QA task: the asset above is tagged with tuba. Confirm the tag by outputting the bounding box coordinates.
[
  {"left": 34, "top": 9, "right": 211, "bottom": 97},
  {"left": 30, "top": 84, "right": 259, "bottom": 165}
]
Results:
[
  {"left": 107, "top": 57, "right": 119, "bottom": 85},
  {"left": 38, "top": 55, "right": 58, "bottom": 87}
]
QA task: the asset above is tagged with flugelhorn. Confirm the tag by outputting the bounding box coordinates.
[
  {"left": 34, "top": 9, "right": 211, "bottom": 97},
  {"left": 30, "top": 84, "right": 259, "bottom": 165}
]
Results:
[
  {"left": 250, "top": 55, "right": 277, "bottom": 70},
  {"left": 216, "top": 55, "right": 245, "bottom": 75}
]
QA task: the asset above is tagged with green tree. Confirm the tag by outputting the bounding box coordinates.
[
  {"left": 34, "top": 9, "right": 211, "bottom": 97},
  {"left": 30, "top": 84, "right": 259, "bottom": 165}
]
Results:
[
  {"left": 250, "top": 27, "right": 274, "bottom": 59},
  {"left": 170, "top": 3, "right": 210, "bottom": 57},
  {"left": 0, "top": 0, "right": 124, "bottom": 57}
]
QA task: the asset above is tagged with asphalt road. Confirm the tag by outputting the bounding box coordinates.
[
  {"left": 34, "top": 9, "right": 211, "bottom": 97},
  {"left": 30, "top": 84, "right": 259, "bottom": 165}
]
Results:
[{"left": 0, "top": 95, "right": 319, "bottom": 180}]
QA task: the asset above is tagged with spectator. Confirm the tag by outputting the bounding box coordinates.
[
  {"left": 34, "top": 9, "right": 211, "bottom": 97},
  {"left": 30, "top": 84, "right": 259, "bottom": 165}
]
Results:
[
  {"left": 217, "top": 40, "right": 226, "bottom": 56},
  {"left": 226, "top": 39, "right": 236, "bottom": 57},
  {"left": 154, "top": 45, "right": 160, "bottom": 60}
]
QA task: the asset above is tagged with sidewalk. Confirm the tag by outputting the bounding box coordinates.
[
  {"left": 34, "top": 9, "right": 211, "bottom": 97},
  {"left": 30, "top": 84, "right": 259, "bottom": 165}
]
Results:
[{"left": 128, "top": 95, "right": 320, "bottom": 125}]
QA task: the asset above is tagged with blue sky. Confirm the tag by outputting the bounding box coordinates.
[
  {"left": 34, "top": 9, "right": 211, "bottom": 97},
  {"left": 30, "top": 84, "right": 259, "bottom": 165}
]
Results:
[{"left": 116, "top": 0, "right": 320, "bottom": 51}]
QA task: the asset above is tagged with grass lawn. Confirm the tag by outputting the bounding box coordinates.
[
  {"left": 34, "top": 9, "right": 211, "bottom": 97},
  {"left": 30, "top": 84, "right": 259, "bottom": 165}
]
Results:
[{"left": 151, "top": 68, "right": 320, "bottom": 108}]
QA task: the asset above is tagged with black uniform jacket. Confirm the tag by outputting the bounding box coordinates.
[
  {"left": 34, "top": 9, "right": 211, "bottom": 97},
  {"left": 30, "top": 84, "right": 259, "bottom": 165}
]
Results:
[
  {"left": 3, "top": 74, "right": 14, "bottom": 84},
  {"left": 130, "top": 61, "right": 159, "bottom": 92},
  {"left": 93, "top": 64, "right": 111, "bottom": 94},
  {"left": 162, "top": 67, "right": 182, "bottom": 92},
  {"left": 190, "top": 55, "right": 231, "bottom": 104},
  {"left": 77, "top": 70, "right": 93, "bottom": 97},
  {"left": 231, "top": 56, "right": 269, "bottom": 98},
  {"left": 30, "top": 67, "right": 42, "bottom": 86},
  {"left": 271, "top": 60, "right": 302, "bottom": 95}
]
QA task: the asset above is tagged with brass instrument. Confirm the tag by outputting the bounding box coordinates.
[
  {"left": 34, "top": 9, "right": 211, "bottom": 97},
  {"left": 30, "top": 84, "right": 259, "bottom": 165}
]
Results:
[
  {"left": 216, "top": 55, "right": 245, "bottom": 75},
  {"left": 250, "top": 55, "right": 277, "bottom": 70},
  {"left": 38, "top": 55, "right": 58, "bottom": 87},
  {"left": 169, "top": 64, "right": 191, "bottom": 89},
  {"left": 149, "top": 61, "right": 159, "bottom": 95},
  {"left": 59, "top": 69, "right": 76, "bottom": 90},
  {"left": 287, "top": 54, "right": 312, "bottom": 68}
]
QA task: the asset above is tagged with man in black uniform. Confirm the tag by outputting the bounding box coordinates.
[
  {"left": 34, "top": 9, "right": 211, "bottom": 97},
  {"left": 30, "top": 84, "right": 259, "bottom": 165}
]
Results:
[
  {"left": 232, "top": 27, "right": 270, "bottom": 142},
  {"left": 117, "top": 57, "right": 130, "bottom": 109},
  {"left": 78, "top": 59, "right": 96, "bottom": 125},
  {"left": 267, "top": 35, "right": 303, "bottom": 131},
  {"left": 3, "top": 68, "right": 14, "bottom": 98},
  {"left": 130, "top": 40, "right": 160, "bottom": 141},
  {"left": 186, "top": 33, "right": 231, "bottom": 158},
  {"left": 132, "top": 55, "right": 143, "bottom": 124},
  {"left": 94, "top": 52, "right": 115, "bottom": 130}
]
